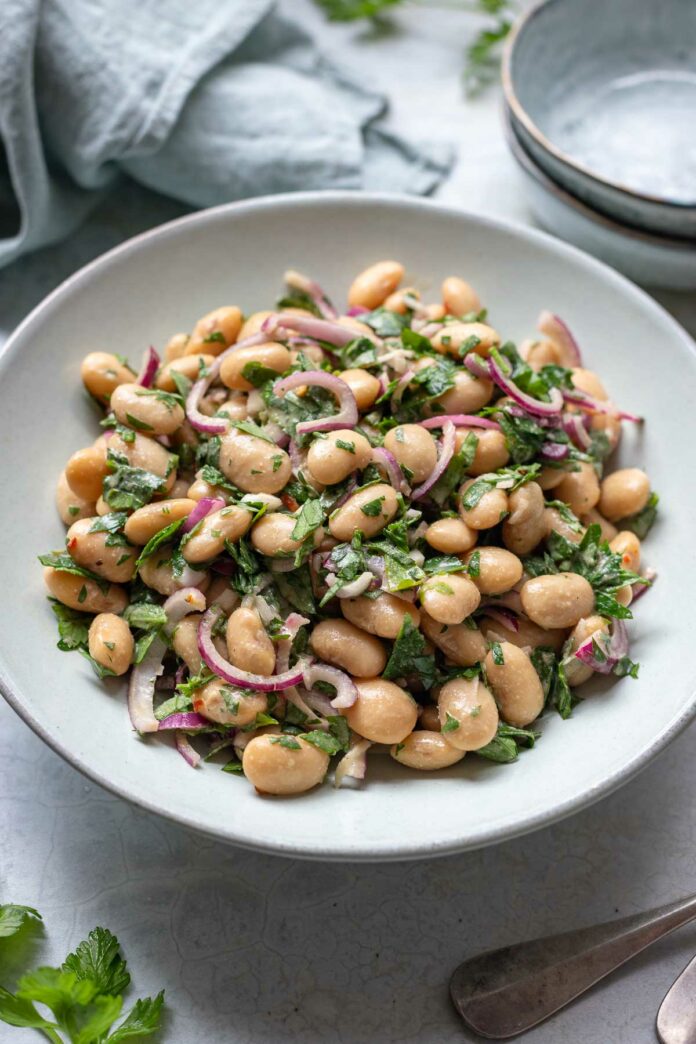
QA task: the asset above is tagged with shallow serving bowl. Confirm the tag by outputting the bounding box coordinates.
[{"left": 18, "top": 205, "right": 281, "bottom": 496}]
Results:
[
  {"left": 2, "top": 192, "right": 696, "bottom": 861},
  {"left": 503, "top": 0, "right": 696, "bottom": 238},
  {"left": 503, "top": 105, "right": 696, "bottom": 291}
]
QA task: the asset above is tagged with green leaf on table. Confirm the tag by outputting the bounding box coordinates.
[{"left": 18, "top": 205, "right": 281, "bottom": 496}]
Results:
[{"left": 0, "top": 905, "right": 42, "bottom": 938}]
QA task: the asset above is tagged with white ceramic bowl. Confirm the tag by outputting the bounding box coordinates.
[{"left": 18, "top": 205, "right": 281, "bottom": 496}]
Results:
[{"left": 1, "top": 192, "right": 695, "bottom": 861}]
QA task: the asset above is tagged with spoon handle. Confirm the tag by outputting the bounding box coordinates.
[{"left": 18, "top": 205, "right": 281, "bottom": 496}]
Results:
[{"left": 450, "top": 894, "right": 696, "bottom": 1040}]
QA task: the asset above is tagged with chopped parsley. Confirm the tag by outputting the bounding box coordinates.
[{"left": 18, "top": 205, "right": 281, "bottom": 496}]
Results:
[
  {"left": 135, "top": 518, "right": 186, "bottom": 567},
  {"left": 360, "top": 496, "right": 386, "bottom": 518},
  {"left": 619, "top": 491, "right": 659, "bottom": 539},
  {"left": 477, "top": 723, "right": 539, "bottom": 763},
  {"left": 441, "top": 712, "right": 460, "bottom": 734},
  {"left": 383, "top": 616, "right": 438, "bottom": 690}
]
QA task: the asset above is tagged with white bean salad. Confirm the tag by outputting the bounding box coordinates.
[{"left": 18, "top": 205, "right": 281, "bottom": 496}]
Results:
[{"left": 41, "top": 263, "right": 658, "bottom": 795}]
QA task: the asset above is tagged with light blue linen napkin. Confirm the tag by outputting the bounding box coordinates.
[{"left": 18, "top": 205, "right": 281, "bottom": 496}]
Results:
[{"left": 0, "top": 0, "right": 453, "bottom": 268}]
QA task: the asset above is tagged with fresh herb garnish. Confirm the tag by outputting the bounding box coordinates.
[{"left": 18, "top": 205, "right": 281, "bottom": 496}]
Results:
[
  {"left": 135, "top": 518, "right": 186, "bottom": 568},
  {"left": 38, "top": 553, "right": 109, "bottom": 593},
  {"left": 0, "top": 919, "right": 165, "bottom": 1042},
  {"left": 618, "top": 491, "right": 659, "bottom": 539},
  {"left": 383, "top": 616, "right": 438, "bottom": 690},
  {"left": 0, "top": 905, "right": 42, "bottom": 938},
  {"left": 477, "top": 722, "right": 539, "bottom": 763},
  {"left": 103, "top": 454, "right": 168, "bottom": 512}
]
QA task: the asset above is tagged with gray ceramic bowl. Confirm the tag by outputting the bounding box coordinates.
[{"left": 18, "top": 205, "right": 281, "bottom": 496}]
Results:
[
  {"left": 503, "top": 0, "right": 696, "bottom": 238},
  {"left": 503, "top": 103, "right": 696, "bottom": 290}
]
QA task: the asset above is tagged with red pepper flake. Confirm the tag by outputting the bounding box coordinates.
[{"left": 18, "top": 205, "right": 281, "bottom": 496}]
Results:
[{"left": 281, "top": 492, "right": 299, "bottom": 512}]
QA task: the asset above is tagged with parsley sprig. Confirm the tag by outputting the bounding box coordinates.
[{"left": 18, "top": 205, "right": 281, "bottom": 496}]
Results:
[
  {"left": 0, "top": 911, "right": 165, "bottom": 1042},
  {"left": 313, "top": 0, "right": 516, "bottom": 97}
]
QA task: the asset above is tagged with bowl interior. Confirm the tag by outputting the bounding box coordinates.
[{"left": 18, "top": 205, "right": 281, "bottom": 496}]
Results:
[
  {"left": 2, "top": 193, "right": 696, "bottom": 860},
  {"left": 509, "top": 0, "right": 696, "bottom": 205}
]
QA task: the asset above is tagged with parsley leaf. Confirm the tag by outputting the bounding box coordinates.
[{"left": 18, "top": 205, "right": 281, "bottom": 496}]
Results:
[
  {"left": 360, "top": 496, "right": 385, "bottom": 518},
  {"left": 63, "top": 927, "right": 130, "bottom": 995},
  {"left": 291, "top": 499, "right": 325, "bottom": 543},
  {"left": 275, "top": 565, "right": 316, "bottom": 616},
  {"left": 618, "top": 491, "right": 659, "bottom": 539},
  {"left": 241, "top": 361, "right": 281, "bottom": 388},
  {"left": 231, "top": 419, "right": 275, "bottom": 443},
  {"left": 383, "top": 616, "right": 438, "bottom": 690},
  {"left": 135, "top": 518, "right": 186, "bottom": 568},
  {"left": 88, "top": 513, "right": 130, "bottom": 547},
  {"left": 301, "top": 730, "right": 344, "bottom": 756},
  {"left": 337, "top": 337, "right": 379, "bottom": 369},
  {"left": 123, "top": 603, "right": 167, "bottom": 630},
  {"left": 49, "top": 600, "right": 91, "bottom": 652},
  {"left": 103, "top": 459, "right": 167, "bottom": 511},
  {"left": 38, "top": 552, "right": 109, "bottom": 593},
  {"left": 0, "top": 905, "right": 42, "bottom": 938},
  {"left": 107, "top": 991, "right": 165, "bottom": 1041},
  {"left": 476, "top": 723, "right": 539, "bottom": 763},
  {"left": 360, "top": 307, "right": 408, "bottom": 337}
]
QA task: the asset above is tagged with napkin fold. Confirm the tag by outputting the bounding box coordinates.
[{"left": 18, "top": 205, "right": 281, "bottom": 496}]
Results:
[{"left": 0, "top": 0, "right": 453, "bottom": 268}]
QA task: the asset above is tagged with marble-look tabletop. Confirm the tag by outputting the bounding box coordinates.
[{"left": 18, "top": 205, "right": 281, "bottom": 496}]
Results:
[{"left": 2, "top": 2, "right": 695, "bottom": 1041}]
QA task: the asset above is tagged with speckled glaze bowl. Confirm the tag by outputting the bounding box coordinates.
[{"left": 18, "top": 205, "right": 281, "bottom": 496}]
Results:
[
  {"left": 503, "top": 105, "right": 696, "bottom": 291},
  {"left": 503, "top": 0, "right": 696, "bottom": 238},
  {"left": 1, "top": 193, "right": 695, "bottom": 861}
]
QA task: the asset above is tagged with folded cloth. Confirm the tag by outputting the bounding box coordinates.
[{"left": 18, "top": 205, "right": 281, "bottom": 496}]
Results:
[{"left": 0, "top": 0, "right": 453, "bottom": 268}]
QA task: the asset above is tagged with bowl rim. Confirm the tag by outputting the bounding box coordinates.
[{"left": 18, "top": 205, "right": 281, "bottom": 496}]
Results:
[
  {"left": 502, "top": 102, "right": 696, "bottom": 251},
  {"left": 3, "top": 189, "right": 696, "bottom": 861},
  {"left": 502, "top": 0, "right": 696, "bottom": 212}
]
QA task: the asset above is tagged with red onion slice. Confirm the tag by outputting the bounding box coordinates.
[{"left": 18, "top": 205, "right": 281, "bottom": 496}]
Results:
[
  {"left": 128, "top": 636, "right": 166, "bottom": 734},
  {"left": 263, "top": 312, "right": 369, "bottom": 347},
  {"left": 135, "top": 346, "right": 160, "bottom": 388},
  {"left": 182, "top": 497, "right": 226, "bottom": 534},
  {"left": 631, "top": 567, "right": 656, "bottom": 603},
  {"left": 198, "top": 608, "right": 308, "bottom": 691},
  {"left": 346, "top": 305, "right": 369, "bottom": 317},
  {"left": 575, "top": 619, "right": 629, "bottom": 674},
  {"left": 537, "top": 311, "right": 582, "bottom": 367},
  {"left": 420, "top": 414, "right": 501, "bottom": 431},
  {"left": 302, "top": 663, "right": 358, "bottom": 709},
  {"left": 185, "top": 331, "right": 267, "bottom": 434},
  {"left": 463, "top": 354, "right": 490, "bottom": 379},
  {"left": 371, "top": 447, "right": 410, "bottom": 495},
  {"left": 478, "top": 605, "right": 520, "bottom": 632},
  {"left": 158, "top": 712, "right": 212, "bottom": 731},
  {"left": 275, "top": 613, "right": 310, "bottom": 674},
  {"left": 391, "top": 368, "right": 415, "bottom": 411},
  {"left": 128, "top": 589, "right": 207, "bottom": 733},
  {"left": 563, "top": 387, "right": 642, "bottom": 422},
  {"left": 283, "top": 270, "right": 338, "bottom": 321},
  {"left": 487, "top": 356, "right": 564, "bottom": 418},
  {"left": 175, "top": 732, "right": 201, "bottom": 768},
  {"left": 540, "top": 442, "right": 569, "bottom": 461},
  {"left": 562, "top": 411, "right": 592, "bottom": 450},
  {"left": 273, "top": 370, "right": 358, "bottom": 435},
  {"left": 334, "top": 738, "right": 372, "bottom": 788},
  {"left": 411, "top": 420, "right": 455, "bottom": 500},
  {"left": 333, "top": 572, "right": 374, "bottom": 599}
]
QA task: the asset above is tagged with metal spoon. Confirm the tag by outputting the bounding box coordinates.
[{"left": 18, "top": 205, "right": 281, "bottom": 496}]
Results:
[
  {"left": 450, "top": 893, "right": 696, "bottom": 1039},
  {"left": 657, "top": 953, "right": 696, "bottom": 1044}
]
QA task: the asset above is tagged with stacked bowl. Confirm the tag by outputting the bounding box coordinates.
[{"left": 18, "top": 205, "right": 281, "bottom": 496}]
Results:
[{"left": 502, "top": 0, "right": 696, "bottom": 289}]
